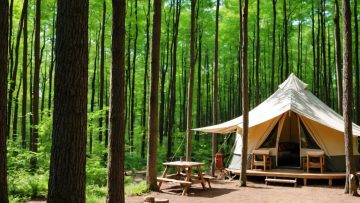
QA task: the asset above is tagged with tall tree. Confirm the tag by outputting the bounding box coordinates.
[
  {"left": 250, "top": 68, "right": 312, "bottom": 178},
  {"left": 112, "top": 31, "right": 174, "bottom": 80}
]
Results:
[
  {"left": 255, "top": 0, "right": 260, "bottom": 105},
  {"left": 31, "top": 0, "right": 41, "bottom": 169},
  {"left": 271, "top": 0, "right": 277, "bottom": 92},
  {"left": 21, "top": 0, "right": 28, "bottom": 148},
  {"left": 186, "top": 0, "right": 196, "bottom": 161},
  {"left": 211, "top": 0, "right": 220, "bottom": 176},
  {"left": 342, "top": 0, "right": 359, "bottom": 196},
  {"left": 147, "top": 0, "right": 161, "bottom": 191},
  {"left": 141, "top": 0, "right": 151, "bottom": 158},
  {"left": 283, "top": 0, "right": 289, "bottom": 76},
  {"left": 237, "top": 0, "right": 242, "bottom": 116},
  {"left": 7, "top": 0, "right": 26, "bottom": 139},
  {"left": 240, "top": 0, "right": 249, "bottom": 187},
  {"left": 334, "top": 0, "right": 342, "bottom": 114},
  {"left": 99, "top": 0, "right": 106, "bottom": 143},
  {"left": 107, "top": 0, "right": 126, "bottom": 201},
  {"left": 47, "top": 0, "right": 88, "bottom": 201},
  {"left": 0, "top": 0, "right": 9, "bottom": 202}
]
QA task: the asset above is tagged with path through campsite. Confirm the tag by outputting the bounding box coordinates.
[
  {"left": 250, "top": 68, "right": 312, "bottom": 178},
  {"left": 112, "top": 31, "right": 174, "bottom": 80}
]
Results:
[{"left": 126, "top": 179, "right": 359, "bottom": 203}]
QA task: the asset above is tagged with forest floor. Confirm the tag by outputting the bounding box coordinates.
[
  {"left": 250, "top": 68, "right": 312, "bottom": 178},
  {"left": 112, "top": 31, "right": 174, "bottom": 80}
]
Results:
[{"left": 126, "top": 178, "right": 360, "bottom": 203}]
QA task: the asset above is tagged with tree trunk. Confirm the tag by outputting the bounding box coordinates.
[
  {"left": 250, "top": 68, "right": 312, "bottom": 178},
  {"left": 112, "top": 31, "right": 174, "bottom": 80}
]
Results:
[
  {"left": 238, "top": 0, "right": 242, "bottom": 116},
  {"left": 99, "top": 0, "right": 106, "bottom": 143},
  {"left": 167, "top": 0, "right": 182, "bottom": 159},
  {"left": 21, "top": 0, "right": 28, "bottom": 148},
  {"left": 106, "top": 0, "right": 126, "bottom": 201},
  {"left": 141, "top": 0, "right": 151, "bottom": 158},
  {"left": 7, "top": 0, "right": 26, "bottom": 139},
  {"left": 186, "top": 0, "right": 196, "bottom": 161},
  {"left": 210, "top": 0, "right": 220, "bottom": 176},
  {"left": 240, "top": 0, "right": 249, "bottom": 187},
  {"left": 342, "top": 0, "right": 359, "bottom": 196},
  {"left": 255, "top": 0, "right": 260, "bottom": 105},
  {"left": 0, "top": 1, "right": 9, "bottom": 201},
  {"left": 47, "top": 0, "right": 88, "bottom": 201},
  {"left": 129, "top": 0, "right": 138, "bottom": 152},
  {"left": 196, "top": 27, "right": 202, "bottom": 141},
  {"left": 12, "top": 78, "right": 21, "bottom": 142},
  {"left": 147, "top": 0, "right": 161, "bottom": 191},
  {"left": 271, "top": 0, "right": 277, "bottom": 92},
  {"left": 31, "top": 0, "right": 41, "bottom": 169},
  {"left": 283, "top": 0, "right": 289, "bottom": 77},
  {"left": 90, "top": 26, "right": 101, "bottom": 154},
  {"left": 48, "top": 8, "right": 55, "bottom": 115}
]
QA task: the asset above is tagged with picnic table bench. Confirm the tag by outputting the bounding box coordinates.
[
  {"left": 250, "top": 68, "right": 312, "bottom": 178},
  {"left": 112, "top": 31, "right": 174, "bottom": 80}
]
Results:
[{"left": 157, "top": 161, "right": 208, "bottom": 195}]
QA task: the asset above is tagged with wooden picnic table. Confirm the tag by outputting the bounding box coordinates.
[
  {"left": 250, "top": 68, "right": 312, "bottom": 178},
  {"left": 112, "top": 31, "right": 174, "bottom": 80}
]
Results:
[{"left": 157, "top": 161, "right": 208, "bottom": 196}]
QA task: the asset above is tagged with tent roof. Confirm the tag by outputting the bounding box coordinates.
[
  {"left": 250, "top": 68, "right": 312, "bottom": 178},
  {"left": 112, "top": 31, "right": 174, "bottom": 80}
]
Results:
[{"left": 194, "top": 73, "right": 360, "bottom": 136}]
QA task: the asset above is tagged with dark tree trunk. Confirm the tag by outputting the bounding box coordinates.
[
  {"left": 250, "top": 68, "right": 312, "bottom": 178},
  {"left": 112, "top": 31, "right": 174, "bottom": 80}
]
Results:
[
  {"left": 90, "top": 26, "right": 101, "bottom": 154},
  {"left": 283, "top": 0, "right": 289, "bottom": 77},
  {"left": 196, "top": 27, "right": 202, "bottom": 141},
  {"left": 342, "top": 0, "right": 359, "bottom": 196},
  {"left": 106, "top": 0, "right": 126, "bottom": 201},
  {"left": 48, "top": 8, "right": 55, "bottom": 114},
  {"left": 129, "top": 0, "right": 138, "bottom": 152},
  {"left": 0, "top": 1, "right": 9, "bottom": 201},
  {"left": 99, "top": 0, "right": 106, "bottom": 143},
  {"left": 240, "top": 0, "right": 249, "bottom": 187},
  {"left": 47, "top": 0, "right": 88, "bottom": 201},
  {"left": 12, "top": 78, "right": 21, "bottom": 142},
  {"left": 255, "top": 0, "right": 260, "bottom": 105},
  {"left": 321, "top": 0, "right": 328, "bottom": 105},
  {"left": 168, "top": 0, "right": 182, "bottom": 158},
  {"left": 311, "top": 0, "right": 316, "bottom": 93},
  {"left": 186, "top": 0, "right": 196, "bottom": 161},
  {"left": 237, "top": 0, "right": 242, "bottom": 116},
  {"left": 7, "top": 0, "right": 26, "bottom": 139},
  {"left": 31, "top": 0, "right": 41, "bottom": 169},
  {"left": 211, "top": 0, "right": 220, "bottom": 176},
  {"left": 147, "top": 0, "right": 161, "bottom": 191},
  {"left": 21, "top": 0, "right": 28, "bottom": 148},
  {"left": 271, "top": 0, "right": 277, "bottom": 92},
  {"left": 141, "top": 0, "right": 151, "bottom": 158}
]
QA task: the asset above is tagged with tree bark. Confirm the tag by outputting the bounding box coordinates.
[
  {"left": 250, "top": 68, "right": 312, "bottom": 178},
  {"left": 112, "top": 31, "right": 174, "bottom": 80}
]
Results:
[
  {"left": 48, "top": 7, "right": 55, "bottom": 115},
  {"left": 12, "top": 78, "right": 21, "bottom": 142},
  {"left": 210, "top": 0, "right": 219, "bottom": 176},
  {"left": 186, "top": 0, "right": 196, "bottom": 161},
  {"left": 21, "top": 0, "right": 28, "bottom": 148},
  {"left": 283, "top": 0, "right": 289, "bottom": 77},
  {"left": 342, "top": 0, "right": 359, "bottom": 196},
  {"left": 240, "top": 0, "right": 249, "bottom": 187},
  {"left": 255, "top": 0, "right": 260, "bottom": 105},
  {"left": 7, "top": 0, "right": 26, "bottom": 139},
  {"left": 147, "top": 0, "right": 161, "bottom": 191},
  {"left": 106, "top": 0, "right": 126, "bottom": 202},
  {"left": 31, "top": 0, "right": 41, "bottom": 169},
  {"left": 271, "top": 0, "right": 277, "bottom": 92},
  {"left": 141, "top": 0, "right": 151, "bottom": 158},
  {"left": 0, "top": 1, "right": 9, "bottom": 201},
  {"left": 47, "top": 0, "right": 88, "bottom": 201},
  {"left": 238, "top": 0, "right": 242, "bottom": 116},
  {"left": 129, "top": 0, "right": 138, "bottom": 152},
  {"left": 99, "top": 0, "right": 106, "bottom": 143}
]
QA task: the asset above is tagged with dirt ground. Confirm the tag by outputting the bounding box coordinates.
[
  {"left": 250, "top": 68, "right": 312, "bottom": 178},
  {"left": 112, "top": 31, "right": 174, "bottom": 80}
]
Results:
[{"left": 126, "top": 179, "right": 360, "bottom": 203}]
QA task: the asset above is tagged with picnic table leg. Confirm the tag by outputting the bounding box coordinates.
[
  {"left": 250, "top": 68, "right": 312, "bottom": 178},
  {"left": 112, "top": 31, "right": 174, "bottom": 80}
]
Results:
[
  {"left": 158, "top": 166, "right": 169, "bottom": 188},
  {"left": 182, "top": 167, "right": 192, "bottom": 196},
  {"left": 196, "top": 165, "right": 206, "bottom": 189}
]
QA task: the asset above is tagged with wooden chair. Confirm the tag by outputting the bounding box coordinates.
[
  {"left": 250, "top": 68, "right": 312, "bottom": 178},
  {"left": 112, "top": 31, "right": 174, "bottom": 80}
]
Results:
[
  {"left": 306, "top": 150, "right": 325, "bottom": 173},
  {"left": 251, "top": 149, "right": 272, "bottom": 171}
]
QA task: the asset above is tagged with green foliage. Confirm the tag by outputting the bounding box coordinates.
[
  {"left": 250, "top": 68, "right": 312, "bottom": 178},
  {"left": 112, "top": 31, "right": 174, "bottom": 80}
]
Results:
[{"left": 125, "top": 181, "right": 149, "bottom": 196}]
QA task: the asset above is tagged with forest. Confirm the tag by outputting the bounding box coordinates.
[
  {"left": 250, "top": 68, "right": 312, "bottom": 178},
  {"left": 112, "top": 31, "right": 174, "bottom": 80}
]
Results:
[{"left": 0, "top": 0, "right": 360, "bottom": 202}]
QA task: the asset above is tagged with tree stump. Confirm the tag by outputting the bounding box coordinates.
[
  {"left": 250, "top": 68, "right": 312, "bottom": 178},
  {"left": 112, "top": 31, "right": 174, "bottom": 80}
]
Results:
[
  {"left": 155, "top": 198, "right": 169, "bottom": 203},
  {"left": 144, "top": 196, "right": 155, "bottom": 203}
]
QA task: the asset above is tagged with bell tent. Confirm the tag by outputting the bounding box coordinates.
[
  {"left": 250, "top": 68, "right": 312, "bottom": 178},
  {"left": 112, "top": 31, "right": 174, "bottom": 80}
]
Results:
[{"left": 194, "top": 73, "right": 360, "bottom": 172}]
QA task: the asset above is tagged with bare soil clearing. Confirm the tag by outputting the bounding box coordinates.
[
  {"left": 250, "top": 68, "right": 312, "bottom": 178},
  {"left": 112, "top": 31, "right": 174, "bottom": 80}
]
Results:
[{"left": 126, "top": 179, "right": 360, "bottom": 203}]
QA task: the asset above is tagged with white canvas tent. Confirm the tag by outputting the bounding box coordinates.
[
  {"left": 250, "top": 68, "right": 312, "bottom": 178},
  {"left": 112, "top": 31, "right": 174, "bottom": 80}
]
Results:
[{"left": 194, "top": 73, "right": 360, "bottom": 171}]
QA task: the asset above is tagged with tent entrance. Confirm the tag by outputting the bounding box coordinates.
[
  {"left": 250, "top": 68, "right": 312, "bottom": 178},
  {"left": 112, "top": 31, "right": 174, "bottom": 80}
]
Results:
[{"left": 277, "top": 112, "right": 300, "bottom": 168}]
